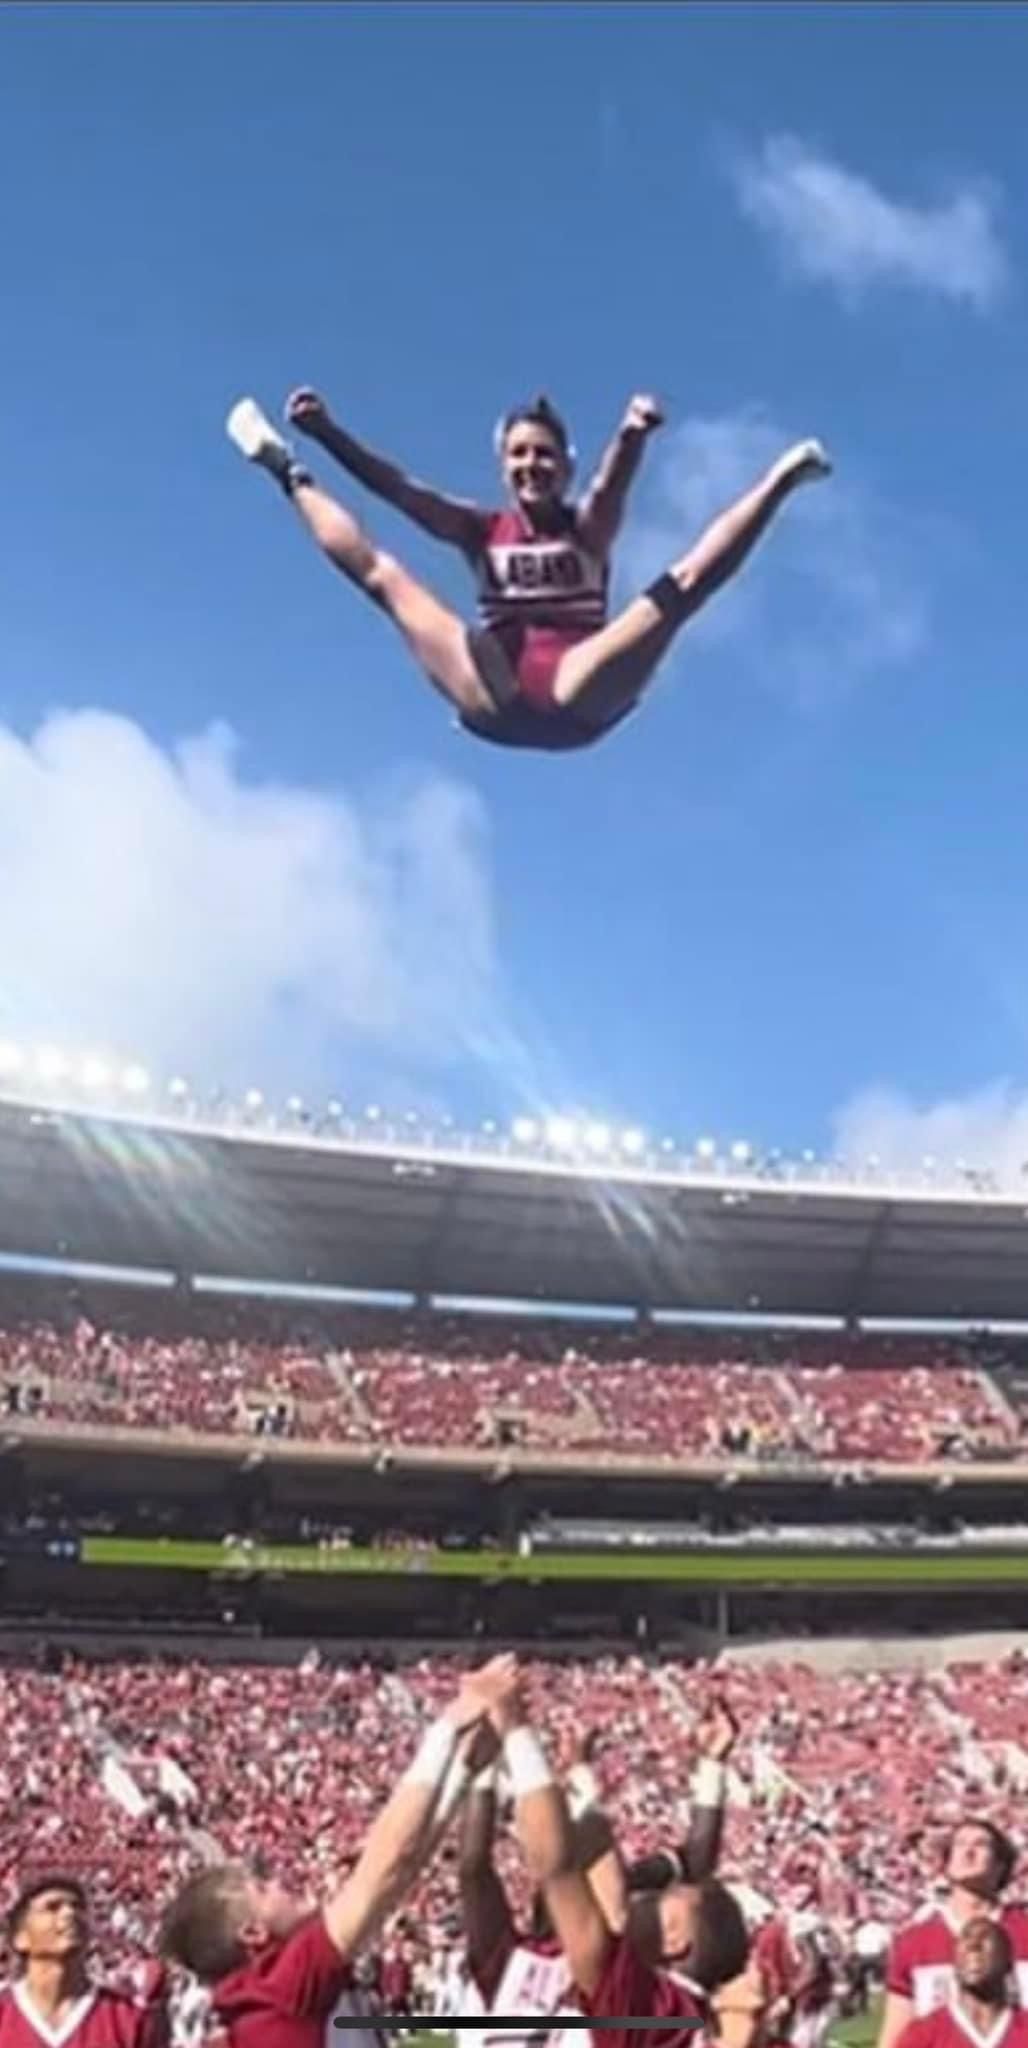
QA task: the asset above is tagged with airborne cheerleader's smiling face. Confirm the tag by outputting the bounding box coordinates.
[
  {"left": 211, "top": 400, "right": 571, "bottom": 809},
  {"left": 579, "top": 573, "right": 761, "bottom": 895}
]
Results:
[{"left": 500, "top": 417, "right": 572, "bottom": 518}]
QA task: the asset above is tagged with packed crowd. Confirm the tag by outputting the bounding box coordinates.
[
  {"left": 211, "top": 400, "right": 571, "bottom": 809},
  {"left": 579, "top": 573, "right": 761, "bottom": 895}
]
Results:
[
  {"left": 0, "top": 1311, "right": 1019, "bottom": 1464},
  {"left": 2, "top": 1644, "right": 1026, "bottom": 2003}
]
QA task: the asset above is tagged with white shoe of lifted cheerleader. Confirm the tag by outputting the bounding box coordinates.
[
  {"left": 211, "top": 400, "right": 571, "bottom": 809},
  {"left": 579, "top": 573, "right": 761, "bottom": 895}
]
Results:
[{"left": 226, "top": 397, "right": 296, "bottom": 481}]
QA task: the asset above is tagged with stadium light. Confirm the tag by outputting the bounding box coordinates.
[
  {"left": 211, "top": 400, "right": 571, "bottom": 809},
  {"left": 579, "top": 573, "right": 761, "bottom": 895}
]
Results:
[
  {"left": 11, "top": 1052, "right": 973, "bottom": 1197},
  {"left": 546, "top": 1116, "right": 577, "bottom": 1151}
]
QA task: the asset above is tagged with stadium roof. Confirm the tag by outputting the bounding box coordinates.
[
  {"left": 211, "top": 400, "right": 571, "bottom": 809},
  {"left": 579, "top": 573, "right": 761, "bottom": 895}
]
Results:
[{"left": 2, "top": 1092, "right": 1028, "bottom": 1320}]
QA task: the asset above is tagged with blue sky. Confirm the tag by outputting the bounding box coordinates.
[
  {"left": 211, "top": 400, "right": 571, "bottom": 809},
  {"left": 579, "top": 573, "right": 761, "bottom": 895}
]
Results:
[{"left": 3, "top": 1, "right": 1028, "bottom": 1174}]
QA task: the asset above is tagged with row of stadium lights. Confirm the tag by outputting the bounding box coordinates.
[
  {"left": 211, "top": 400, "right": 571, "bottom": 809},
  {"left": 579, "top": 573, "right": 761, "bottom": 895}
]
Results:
[
  {"left": 0, "top": 1043, "right": 736, "bottom": 1161},
  {"left": 0, "top": 1044, "right": 152, "bottom": 1097},
  {"left": 0, "top": 1044, "right": 810, "bottom": 1166},
  {"left": 0, "top": 1039, "right": 977, "bottom": 1182}
]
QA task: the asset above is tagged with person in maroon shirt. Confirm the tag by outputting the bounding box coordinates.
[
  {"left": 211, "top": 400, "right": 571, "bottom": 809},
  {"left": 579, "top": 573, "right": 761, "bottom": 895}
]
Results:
[
  {"left": 457, "top": 1700, "right": 738, "bottom": 2003},
  {"left": 879, "top": 1820, "right": 1027, "bottom": 2048},
  {"left": 895, "top": 1920, "right": 1028, "bottom": 2048},
  {"left": 0, "top": 1874, "right": 168, "bottom": 2048},
  {"left": 378, "top": 1950, "right": 411, "bottom": 2034},
  {"left": 486, "top": 1662, "right": 749, "bottom": 2048},
  {"left": 158, "top": 1656, "right": 514, "bottom": 2048},
  {"left": 714, "top": 1961, "right": 809, "bottom": 2048},
  {"left": 225, "top": 382, "right": 829, "bottom": 755}
]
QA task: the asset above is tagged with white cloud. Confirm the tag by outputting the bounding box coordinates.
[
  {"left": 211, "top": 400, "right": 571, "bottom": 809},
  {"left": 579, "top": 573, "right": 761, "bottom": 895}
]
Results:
[
  {"left": 731, "top": 134, "right": 1008, "bottom": 310},
  {"left": 833, "top": 1081, "right": 1028, "bottom": 1189},
  {"left": 0, "top": 709, "right": 498, "bottom": 1094},
  {"left": 619, "top": 411, "right": 928, "bottom": 711}
]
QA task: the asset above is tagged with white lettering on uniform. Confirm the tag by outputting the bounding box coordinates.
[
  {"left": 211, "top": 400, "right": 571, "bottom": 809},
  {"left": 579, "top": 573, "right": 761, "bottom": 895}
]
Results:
[
  {"left": 913, "top": 1966, "right": 956, "bottom": 2014},
  {"left": 457, "top": 1945, "right": 580, "bottom": 2048},
  {"left": 483, "top": 545, "right": 602, "bottom": 601}
]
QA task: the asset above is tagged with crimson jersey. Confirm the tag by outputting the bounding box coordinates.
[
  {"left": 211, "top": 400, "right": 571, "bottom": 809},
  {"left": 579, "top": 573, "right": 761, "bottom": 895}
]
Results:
[
  {"left": 211, "top": 1914, "right": 377, "bottom": 2048},
  {"left": 755, "top": 1920, "right": 833, "bottom": 2014},
  {"left": 471, "top": 508, "right": 608, "bottom": 640},
  {"left": 577, "top": 1933, "right": 708, "bottom": 2048},
  {"left": 466, "top": 507, "right": 608, "bottom": 715},
  {"left": 458, "top": 1931, "right": 580, "bottom": 2048},
  {"left": 0, "top": 1985, "right": 159, "bottom": 2048},
  {"left": 888, "top": 1909, "right": 1028, "bottom": 2015},
  {"left": 897, "top": 2008, "right": 1028, "bottom": 2048}
]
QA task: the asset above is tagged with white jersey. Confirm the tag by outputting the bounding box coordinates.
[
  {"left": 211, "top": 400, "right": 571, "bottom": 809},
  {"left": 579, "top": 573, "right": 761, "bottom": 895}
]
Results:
[{"left": 457, "top": 1937, "right": 581, "bottom": 2048}]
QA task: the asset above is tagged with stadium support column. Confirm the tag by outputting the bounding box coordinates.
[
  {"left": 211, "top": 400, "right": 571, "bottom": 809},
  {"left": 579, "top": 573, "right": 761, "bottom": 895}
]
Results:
[
  {"left": 493, "top": 1475, "right": 523, "bottom": 1550},
  {"left": 0, "top": 1445, "right": 25, "bottom": 1522},
  {"left": 845, "top": 1203, "right": 891, "bottom": 1323}
]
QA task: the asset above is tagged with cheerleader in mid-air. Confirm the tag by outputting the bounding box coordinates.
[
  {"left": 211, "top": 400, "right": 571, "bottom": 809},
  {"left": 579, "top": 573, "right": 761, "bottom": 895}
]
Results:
[{"left": 227, "top": 385, "right": 829, "bottom": 753}]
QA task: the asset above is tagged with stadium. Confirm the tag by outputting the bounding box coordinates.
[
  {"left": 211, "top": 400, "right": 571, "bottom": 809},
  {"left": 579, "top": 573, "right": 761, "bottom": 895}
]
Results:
[
  {"left": 1, "top": 1066, "right": 1027, "bottom": 2042},
  {"left": 7, "top": 11, "right": 1028, "bottom": 2048}
]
